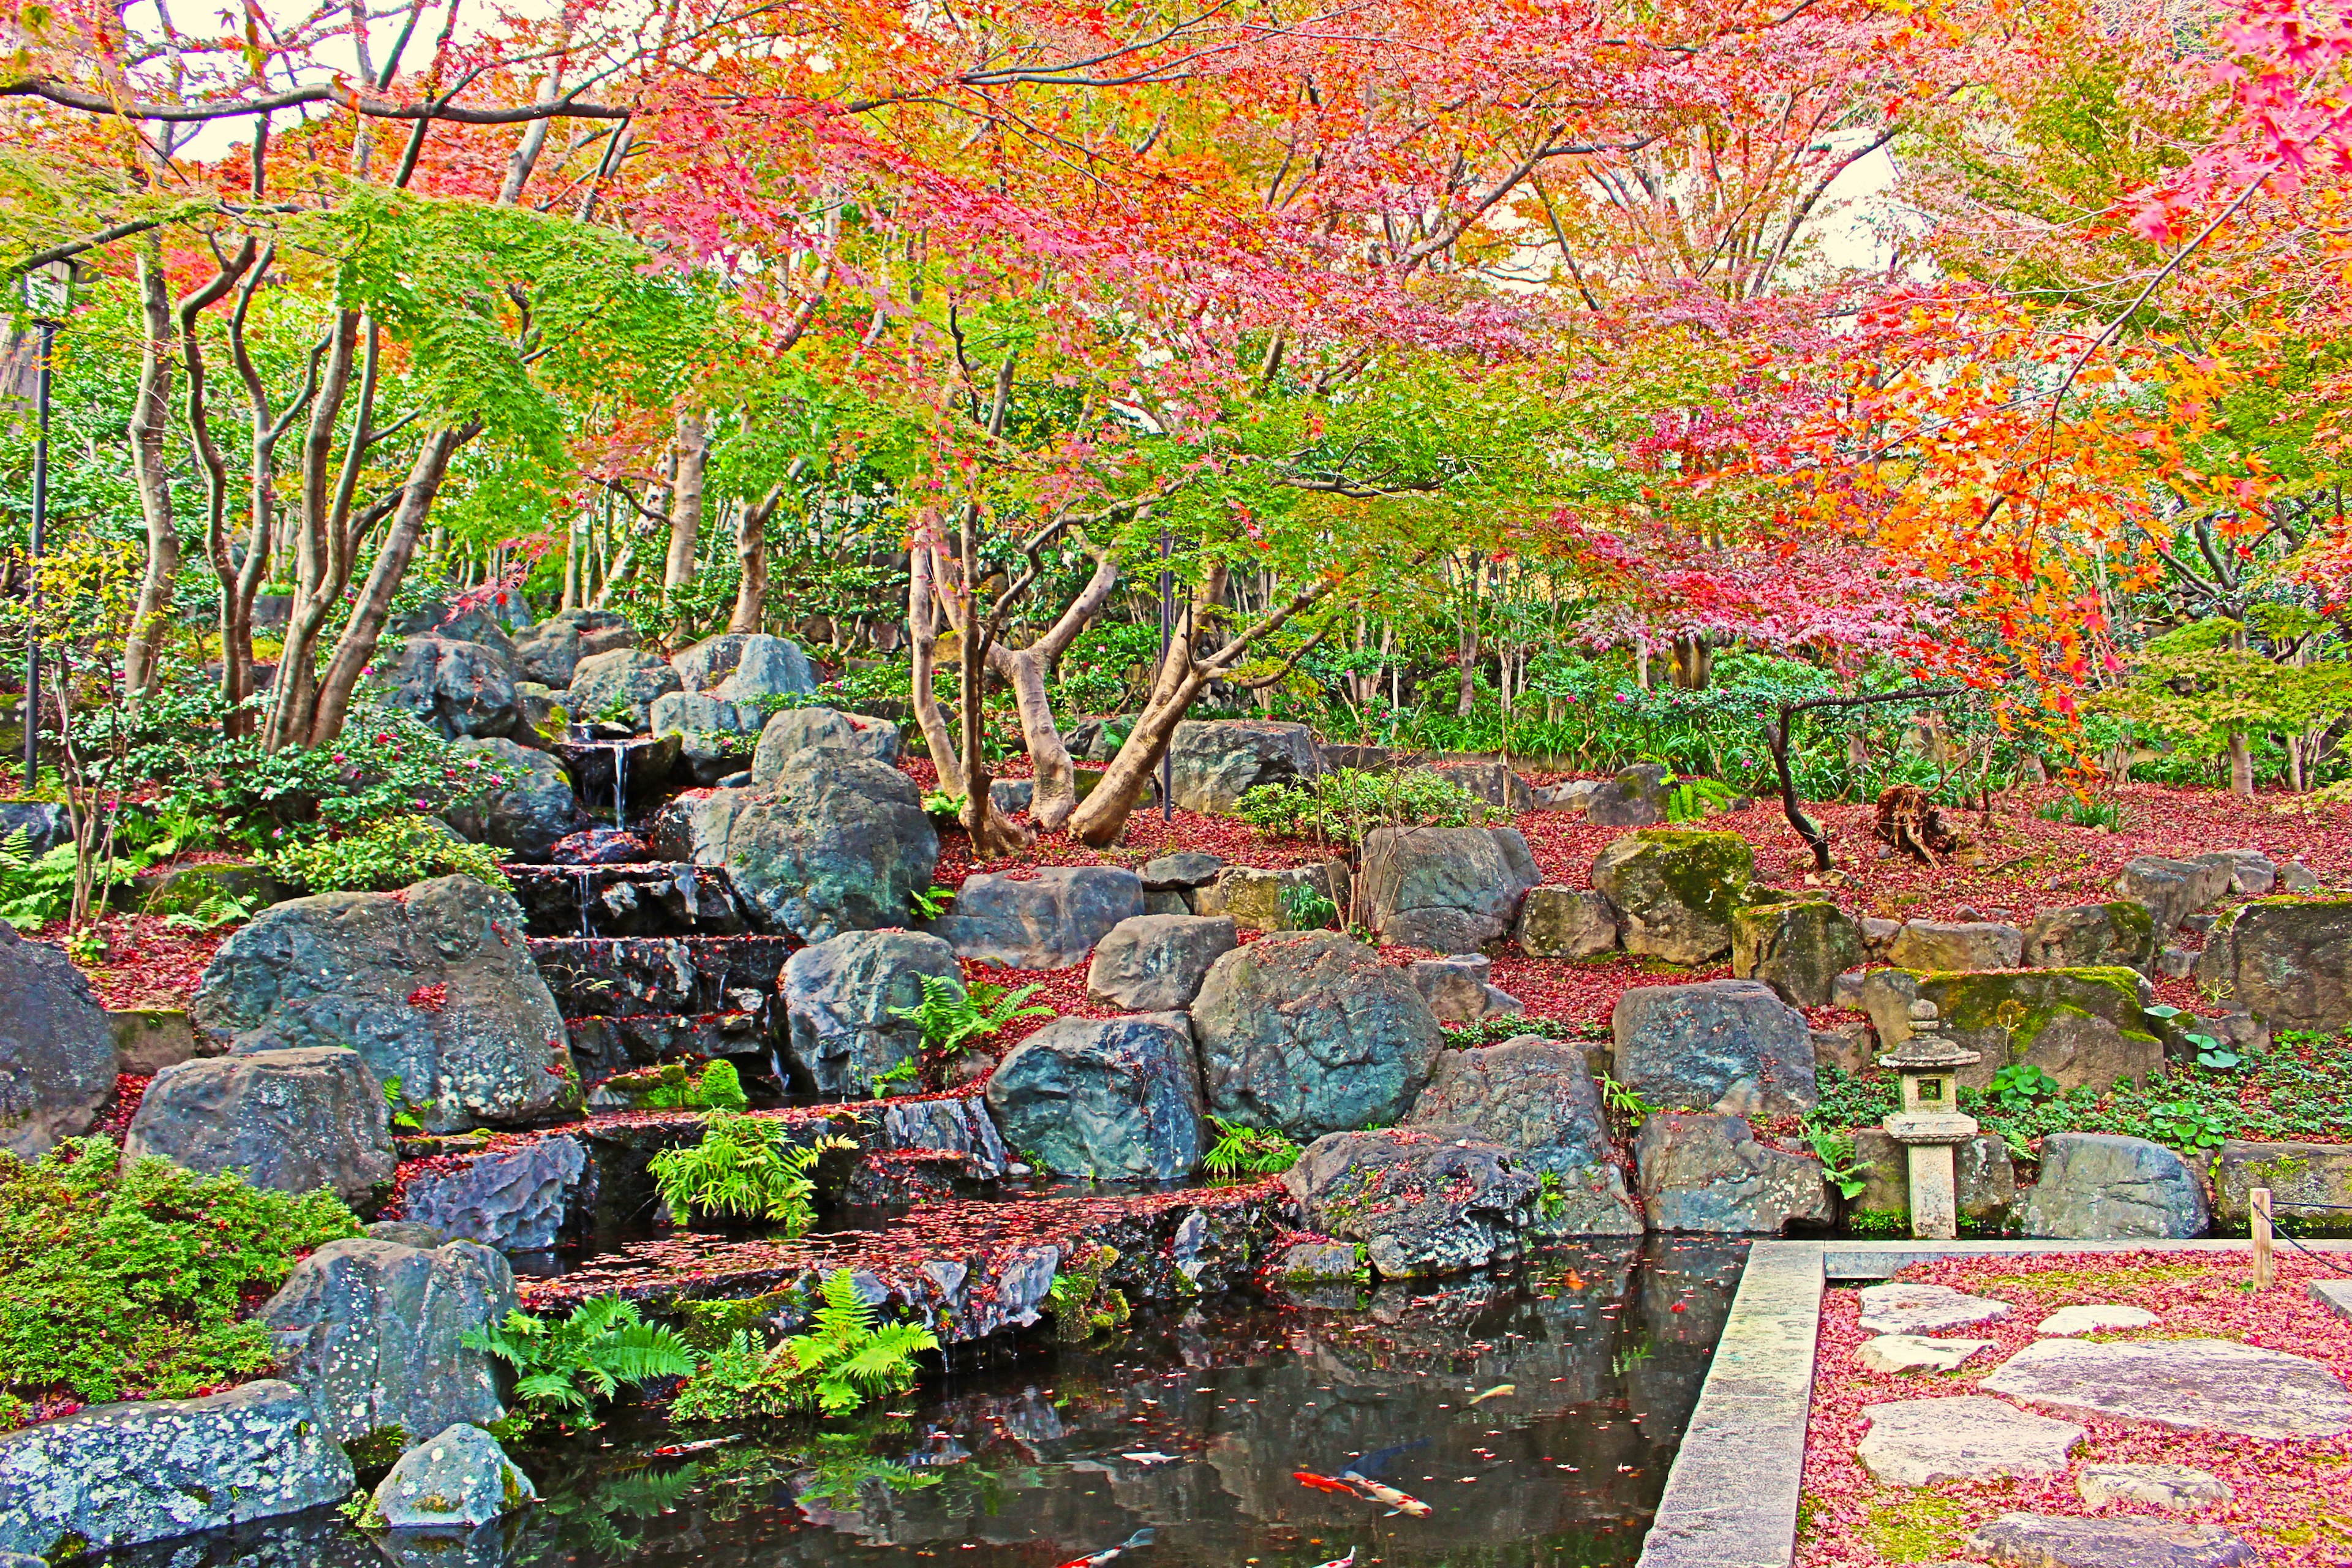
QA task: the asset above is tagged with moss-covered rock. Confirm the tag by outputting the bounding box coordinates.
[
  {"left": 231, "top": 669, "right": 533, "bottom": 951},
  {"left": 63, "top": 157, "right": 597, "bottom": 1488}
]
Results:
[
  {"left": 2195, "top": 895, "right": 2352, "bottom": 1033},
  {"left": 1731, "top": 897, "right": 1863, "bottom": 1006},
  {"left": 1589, "top": 829, "right": 1755, "bottom": 964},
  {"left": 2022, "top": 900, "right": 2157, "bottom": 973},
  {"left": 1856, "top": 967, "right": 2161, "bottom": 1093},
  {"left": 2212, "top": 1139, "right": 2352, "bottom": 1235}
]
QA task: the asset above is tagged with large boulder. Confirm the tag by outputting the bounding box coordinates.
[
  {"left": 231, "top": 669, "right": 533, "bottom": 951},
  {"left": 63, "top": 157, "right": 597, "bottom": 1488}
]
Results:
[
  {"left": 644, "top": 786, "right": 750, "bottom": 866},
  {"left": 1584, "top": 763, "right": 1670, "bottom": 827},
  {"left": 2019, "top": 1133, "right": 2211, "bottom": 1240},
  {"left": 1404, "top": 954, "right": 1522, "bottom": 1020},
  {"left": 383, "top": 636, "right": 523, "bottom": 742},
  {"left": 1589, "top": 829, "right": 1755, "bottom": 963},
  {"left": 781, "top": 929, "right": 962, "bottom": 1098},
  {"left": 190, "top": 875, "right": 574, "bottom": 1133},
  {"left": 1857, "top": 967, "right": 2160, "bottom": 1093},
  {"left": 1164, "top": 719, "right": 1321, "bottom": 813},
  {"left": 0, "top": 1380, "right": 354, "bottom": 1558},
  {"left": 1086, "top": 914, "right": 1238, "bottom": 1011},
  {"left": 649, "top": 691, "right": 767, "bottom": 785},
  {"left": 1282, "top": 1127, "right": 1540, "bottom": 1278},
  {"left": 1191, "top": 862, "right": 1349, "bottom": 932},
  {"left": 372, "top": 1423, "right": 535, "bottom": 1530},
  {"left": 1635, "top": 1112, "right": 1832, "bottom": 1233},
  {"left": 2196, "top": 896, "right": 2352, "bottom": 1033},
  {"left": 984, "top": 1013, "right": 1205, "bottom": 1181},
  {"left": 569, "top": 647, "right": 682, "bottom": 730},
  {"left": 673, "top": 631, "right": 818, "bottom": 702},
  {"left": 2212, "top": 1139, "right": 2352, "bottom": 1234},
  {"left": 396, "top": 1134, "right": 589, "bottom": 1254},
  {"left": 1731, "top": 896, "right": 1864, "bottom": 1007},
  {"left": 443, "top": 736, "right": 585, "bottom": 861},
  {"left": 2119, "top": 853, "right": 2237, "bottom": 933},
  {"left": 1407, "top": 1038, "right": 1641, "bottom": 1234},
  {"left": 1610, "top": 979, "right": 1817, "bottom": 1118},
  {"left": 2022, "top": 902, "right": 2158, "bottom": 973},
  {"left": 1357, "top": 825, "right": 1540, "bottom": 953},
  {"left": 0, "top": 921, "right": 117, "bottom": 1159},
  {"left": 1515, "top": 886, "right": 1620, "bottom": 959},
  {"left": 750, "top": 706, "right": 901, "bottom": 781},
  {"left": 924, "top": 865, "right": 1143, "bottom": 968},
  {"left": 511, "top": 606, "right": 638, "bottom": 688},
  {"left": 123, "top": 1047, "right": 394, "bottom": 1207},
  {"left": 724, "top": 747, "right": 940, "bottom": 940},
  {"left": 1189, "top": 931, "right": 1444, "bottom": 1139},
  {"left": 260, "top": 1235, "right": 518, "bottom": 1446},
  {"left": 1887, "top": 920, "right": 2025, "bottom": 971},
  {"left": 1423, "top": 761, "right": 1532, "bottom": 812}
]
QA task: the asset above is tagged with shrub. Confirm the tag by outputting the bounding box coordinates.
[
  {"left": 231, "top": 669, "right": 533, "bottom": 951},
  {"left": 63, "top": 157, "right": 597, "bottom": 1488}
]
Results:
[
  {"left": 1235, "top": 766, "right": 1488, "bottom": 845},
  {"left": 669, "top": 1268, "right": 937, "bottom": 1421},
  {"left": 0, "top": 1137, "right": 360, "bottom": 1421},
  {"left": 268, "top": 814, "right": 512, "bottom": 894},
  {"left": 462, "top": 1296, "right": 698, "bottom": 1431},
  {"left": 647, "top": 1117, "right": 852, "bottom": 1230},
  {"left": 886, "top": 975, "right": 1051, "bottom": 1057}
]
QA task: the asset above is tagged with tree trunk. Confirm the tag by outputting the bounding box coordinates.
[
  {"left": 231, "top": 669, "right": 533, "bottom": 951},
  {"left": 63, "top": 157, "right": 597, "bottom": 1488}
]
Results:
[
  {"left": 1455, "top": 616, "right": 1479, "bottom": 717},
  {"left": 979, "top": 549, "right": 1118, "bottom": 834},
  {"left": 265, "top": 310, "right": 363, "bottom": 750},
  {"left": 124, "top": 252, "right": 179, "bottom": 696},
  {"left": 662, "top": 410, "right": 708, "bottom": 593},
  {"left": 907, "top": 539, "right": 962, "bottom": 779},
  {"left": 2228, "top": 730, "right": 2255, "bottom": 799}
]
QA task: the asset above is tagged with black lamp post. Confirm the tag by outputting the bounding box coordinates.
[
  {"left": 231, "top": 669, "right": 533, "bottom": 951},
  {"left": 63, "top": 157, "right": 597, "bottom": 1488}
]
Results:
[{"left": 21, "top": 258, "right": 74, "bottom": 788}]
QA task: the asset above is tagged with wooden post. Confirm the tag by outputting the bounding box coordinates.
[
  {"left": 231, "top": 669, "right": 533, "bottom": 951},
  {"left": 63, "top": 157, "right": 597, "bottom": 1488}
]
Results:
[{"left": 2252, "top": 1187, "right": 2274, "bottom": 1290}]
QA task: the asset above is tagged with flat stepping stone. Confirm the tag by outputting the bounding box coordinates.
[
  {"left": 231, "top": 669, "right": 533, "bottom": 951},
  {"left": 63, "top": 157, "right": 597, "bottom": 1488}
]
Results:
[
  {"left": 1855, "top": 1396, "right": 2082, "bottom": 1486},
  {"left": 1969, "top": 1512, "right": 2257, "bottom": 1568},
  {"left": 2038, "top": 1303, "right": 2161, "bottom": 1336},
  {"left": 1982, "top": 1337, "right": 2352, "bottom": 1439},
  {"left": 1857, "top": 1335, "right": 1993, "bottom": 1374},
  {"left": 1857, "top": 1281, "right": 2012, "bottom": 1335},
  {"left": 2077, "top": 1463, "right": 2233, "bottom": 1512},
  {"left": 2313, "top": 1279, "right": 2352, "bottom": 1324}
]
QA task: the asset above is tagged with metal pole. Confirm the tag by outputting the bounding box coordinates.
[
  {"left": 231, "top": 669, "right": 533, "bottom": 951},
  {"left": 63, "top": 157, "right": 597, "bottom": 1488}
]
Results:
[
  {"left": 23, "top": 315, "right": 53, "bottom": 788},
  {"left": 1158, "top": 529, "right": 1173, "bottom": 821}
]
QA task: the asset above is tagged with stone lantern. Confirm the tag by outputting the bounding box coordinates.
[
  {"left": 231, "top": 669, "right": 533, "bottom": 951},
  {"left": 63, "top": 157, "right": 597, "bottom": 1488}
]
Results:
[{"left": 1877, "top": 1000, "right": 1981, "bottom": 1240}]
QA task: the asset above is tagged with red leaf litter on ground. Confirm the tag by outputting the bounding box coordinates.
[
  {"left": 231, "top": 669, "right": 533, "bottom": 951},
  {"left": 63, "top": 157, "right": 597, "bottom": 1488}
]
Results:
[
  {"left": 37, "top": 914, "right": 233, "bottom": 1013},
  {"left": 1800, "top": 1250, "right": 2352, "bottom": 1568}
]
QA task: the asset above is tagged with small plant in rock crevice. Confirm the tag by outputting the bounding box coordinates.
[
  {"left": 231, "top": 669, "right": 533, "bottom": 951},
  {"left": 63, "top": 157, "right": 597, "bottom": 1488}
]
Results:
[
  {"left": 461, "top": 1295, "right": 698, "bottom": 1432},
  {"left": 669, "top": 1268, "right": 938, "bottom": 1420},
  {"left": 1202, "top": 1118, "right": 1302, "bottom": 1176},
  {"left": 648, "top": 1116, "right": 853, "bottom": 1230},
  {"left": 1797, "top": 1117, "right": 1871, "bottom": 1201},
  {"left": 887, "top": 974, "right": 1051, "bottom": 1058}
]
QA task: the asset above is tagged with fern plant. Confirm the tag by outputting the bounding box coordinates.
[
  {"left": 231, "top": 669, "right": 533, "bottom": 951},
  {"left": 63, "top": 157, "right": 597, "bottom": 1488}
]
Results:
[
  {"left": 1597, "top": 1072, "right": 1654, "bottom": 1131},
  {"left": 461, "top": 1296, "right": 698, "bottom": 1430},
  {"left": 1201, "top": 1117, "right": 1302, "bottom": 1175},
  {"left": 1796, "top": 1117, "right": 1871, "bottom": 1201},
  {"left": 648, "top": 1115, "right": 851, "bottom": 1230},
  {"left": 669, "top": 1268, "right": 938, "bottom": 1421},
  {"left": 1663, "top": 772, "right": 1740, "bottom": 823},
  {"left": 886, "top": 974, "right": 1051, "bottom": 1057}
]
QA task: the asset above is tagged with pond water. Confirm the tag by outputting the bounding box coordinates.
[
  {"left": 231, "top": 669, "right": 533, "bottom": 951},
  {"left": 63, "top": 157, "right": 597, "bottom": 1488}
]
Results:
[{"left": 112, "top": 1239, "right": 1744, "bottom": 1568}]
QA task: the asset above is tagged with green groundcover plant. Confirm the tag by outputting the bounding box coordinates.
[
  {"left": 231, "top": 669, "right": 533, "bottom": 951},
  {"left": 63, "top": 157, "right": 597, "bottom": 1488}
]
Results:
[{"left": 0, "top": 1137, "right": 360, "bottom": 1425}]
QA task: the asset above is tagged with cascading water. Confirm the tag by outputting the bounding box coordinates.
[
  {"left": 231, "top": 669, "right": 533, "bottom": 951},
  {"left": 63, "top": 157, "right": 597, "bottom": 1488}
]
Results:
[
  {"left": 608, "top": 741, "right": 631, "bottom": 828},
  {"left": 574, "top": 866, "right": 595, "bottom": 938}
]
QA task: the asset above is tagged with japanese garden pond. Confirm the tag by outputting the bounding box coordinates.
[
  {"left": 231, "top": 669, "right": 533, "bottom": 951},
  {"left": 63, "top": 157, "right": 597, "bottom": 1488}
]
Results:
[{"left": 107, "top": 1238, "right": 1745, "bottom": 1568}]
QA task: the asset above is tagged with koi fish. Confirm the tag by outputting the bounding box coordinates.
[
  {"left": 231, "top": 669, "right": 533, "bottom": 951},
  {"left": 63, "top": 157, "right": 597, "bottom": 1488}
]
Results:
[
  {"left": 647, "top": 1436, "right": 736, "bottom": 1457},
  {"left": 1055, "top": 1528, "right": 1154, "bottom": 1568},
  {"left": 1311, "top": 1551, "right": 1358, "bottom": 1568},
  {"left": 1294, "top": 1471, "right": 1362, "bottom": 1498},
  {"left": 1467, "top": 1383, "right": 1515, "bottom": 1406},
  {"left": 1341, "top": 1472, "right": 1433, "bottom": 1517}
]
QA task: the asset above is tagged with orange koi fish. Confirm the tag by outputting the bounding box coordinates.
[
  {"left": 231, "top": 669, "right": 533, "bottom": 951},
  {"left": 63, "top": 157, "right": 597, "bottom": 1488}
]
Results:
[
  {"left": 1055, "top": 1528, "right": 1154, "bottom": 1568},
  {"left": 1294, "top": 1471, "right": 1362, "bottom": 1498}
]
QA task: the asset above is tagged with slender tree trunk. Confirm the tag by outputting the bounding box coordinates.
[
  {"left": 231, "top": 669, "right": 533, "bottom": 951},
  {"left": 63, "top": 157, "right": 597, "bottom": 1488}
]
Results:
[
  {"left": 907, "top": 539, "right": 962, "bottom": 779},
  {"left": 663, "top": 411, "right": 707, "bottom": 593},
  {"left": 729, "top": 477, "right": 791, "bottom": 633},
  {"left": 124, "top": 252, "right": 179, "bottom": 696},
  {"left": 978, "top": 549, "right": 1118, "bottom": 834},
  {"left": 265, "top": 311, "right": 361, "bottom": 750}
]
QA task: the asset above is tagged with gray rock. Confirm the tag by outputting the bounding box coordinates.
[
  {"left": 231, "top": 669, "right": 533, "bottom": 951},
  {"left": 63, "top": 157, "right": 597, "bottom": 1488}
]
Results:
[
  {"left": 984, "top": 1012, "right": 1205, "bottom": 1180},
  {"left": 1189, "top": 931, "right": 1444, "bottom": 1139},
  {"left": 1970, "top": 1512, "right": 2256, "bottom": 1568},
  {"left": 1359, "top": 825, "right": 1540, "bottom": 953},
  {"left": 2023, "top": 901, "right": 2158, "bottom": 972},
  {"left": 649, "top": 688, "right": 765, "bottom": 740},
  {"left": 2119, "top": 854, "right": 2236, "bottom": 932},
  {"left": 0, "top": 1379, "right": 355, "bottom": 1557},
  {"left": 123, "top": 1046, "right": 394, "bottom": 1207},
  {"left": 368, "top": 1220, "right": 453, "bottom": 1248},
  {"left": 1610, "top": 979, "right": 1817, "bottom": 1118},
  {"left": 569, "top": 647, "right": 682, "bottom": 730},
  {"left": 2037, "top": 1303, "right": 2158, "bottom": 1336},
  {"left": 1421, "top": 761, "right": 1532, "bottom": 812},
  {"left": 261, "top": 1236, "right": 518, "bottom": 1446},
  {"left": 1406, "top": 1037, "right": 1640, "bottom": 1234},
  {"left": 1858, "top": 968, "right": 2162, "bottom": 1094},
  {"left": 1590, "top": 829, "right": 1755, "bottom": 963},
  {"left": 1855, "top": 1396, "right": 2082, "bottom": 1485},
  {"left": 724, "top": 747, "right": 939, "bottom": 941},
  {"left": 1192, "top": 862, "right": 1349, "bottom": 932},
  {"left": 1164, "top": 719, "right": 1322, "bottom": 813},
  {"left": 1857, "top": 1282, "right": 2011, "bottom": 1335},
  {"left": 1982, "top": 1336, "right": 2352, "bottom": 1438},
  {"left": 1087, "top": 914, "right": 1237, "bottom": 1011},
  {"left": 2077, "top": 1463, "right": 2233, "bottom": 1512},
  {"left": 673, "top": 632, "right": 817, "bottom": 702},
  {"left": 108, "top": 1008, "right": 201, "bottom": 1076},
  {"left": 391, "top": 593, "right": 527, "bottom": 646},
  {"left": 397, "top": 1134, "right": 587, "bottom": 1254},
  {"left": 511, "top": 608, "right": 637, "bottom": 688},
  {"left": 1404, "top": 954, "right": 1522, "bottom": 1020},
  {"left": 2278, "top": 861, "right": 2322, "bottom": 891},
  {"left": 880, "top": 1093, "right": 1012, "bottom": 1180},
  {"left": 1856, "top": 1335, "right": 1992, "bottom": 1374},
  {"left": 1886, "top": 919, "right": 2025, "bottom": 971},
  {"left": 1283, "top": 1126, "right": 1540, "bottom": 1278},
  {"left": 988, "top": 777, "right": 1033, "bottom": 817},
  {"left": 782, "top": 929, "right": 962, "bottom": 1098},
  {"left": 1534, "top": 778, "right": 1602, "bottom": 813},
  {"left": 1811, "top": 1021, "right": 1872, "bottom": 1075},
  {"left": 0, "top": 920, "right": 118, "bottom": 1158},
  {"left": 371, "top": 1423, "right": 535, "bottom": 1529},
  {"left": 190, "top": 875, "right": 572, "bottom": 1133},
  {"left": 2309, "top": 1279, "right": 2352, "bottom": 1322},
  {"left": 2020, "top": 1133, "right": 2211, "bottom": 1239},
  {"left": 1584, "top": 763, "right": 1669, "bottom": 827},
  {"left": 444, "top": 737, "right": 584, "bottom": 861},
  {"left": 2212, "top": 1139, "right": 2352, "bottom": 1232},
  {"left": 2213, "top": 849, "right": 2276, "bottom": 895},
  {"left": 2196, "top": 895, "right": 2352, "bottom": 1033},
  {"left": 0, "top": 800, "right": 71, "bottom": 858},
  {"left": 750, "top": 706, "right": 901, "bottom": 781},
  {"left": 1515, "top": 886, "right": 1619, "bottom": 959},
  {"left": 925, "top": 865, "right": 1143, "bottom": 968},
  {"left": 1276, "top": 1241, "right": 1362, "bottom": 1283},
  {"left": 1634, "top": 1113, "right": 1831, "bottom": 1233},
  {"left": 1730, "top": 897, "right": 1864, "bottom": 1007},
  {"left": 383, "top": 636, "right": 522, "bottom": 741},
  {"left": 1860, "top": 916, "right": 1901, "bottom": 956},
  {"left": 1139, "top": 852, "right": 1224, "bottom": 891}
]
